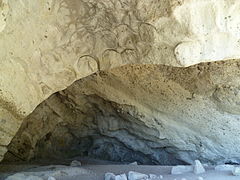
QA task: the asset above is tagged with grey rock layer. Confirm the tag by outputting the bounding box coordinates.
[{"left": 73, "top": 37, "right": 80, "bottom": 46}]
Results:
[
  {"left": 5, "top": 60, "right": 240, "bottom": 165},
  {"left": 2, "top": 0, "right": 240, "bottom": 161}
]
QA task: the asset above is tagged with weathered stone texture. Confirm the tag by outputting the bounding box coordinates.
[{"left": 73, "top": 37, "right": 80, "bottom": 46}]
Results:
[
  {"left": 5, "top": 60, "right": 240, "bottom": 165},
  {"left": 2, "top": 0, "right": 240, "bottom": 161}
]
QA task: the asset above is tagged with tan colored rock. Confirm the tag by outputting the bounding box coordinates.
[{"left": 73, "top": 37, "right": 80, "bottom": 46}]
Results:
[{"left": 2, "top": 0, "right": 240, "bottom": 161}]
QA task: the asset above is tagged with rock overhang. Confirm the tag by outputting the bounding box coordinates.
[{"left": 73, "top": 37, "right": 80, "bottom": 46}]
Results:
[{"left": 1, "top": 0, "right": 240, "bottom": 161}]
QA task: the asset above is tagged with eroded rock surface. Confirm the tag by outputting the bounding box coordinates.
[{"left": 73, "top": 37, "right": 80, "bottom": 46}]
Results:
[
  {"left": 5, "top": 60, "right": 240, "bottom": 165},
  {"left": 2, "top": 0, "right": 240, "bottom": 162}
]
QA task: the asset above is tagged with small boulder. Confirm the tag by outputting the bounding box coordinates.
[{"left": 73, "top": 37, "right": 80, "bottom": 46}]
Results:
[
  {"left": 149, "top": 174, "right": 163, "bottom": 179},
  {"left": 129, "top": 161, "right": 138, "bottom": 165},
  {"left": 105, "top": 172, "right": 116, "bottom": 180},
  {"left": 149, "top": 174, "right": 157, "bottom": 179},
  {"left": 232, "top": 167, "right": 240, "bottom": 176},
  {"left": 148, "top": 174, "right": 163, "bottom": 180},
  {"left": 193, "top": 160, "right": 205, "bottom": 174},
  {"left": 115, "top": 173, "right": 127, "bottom": 180},
  {"left": 48, "top": 177, "right": 56, "bottom": 180},
  {"left": 171, "top": 165, "right": 193, "bottom": 175},
  {"left": 6, "top": 174, "right": 43, "bottom": 180},
  {"left": 128, "top": 171, "right": 148, "bottom": 180},
  {"left": 70, "top": 160, "right": 82, "bottom": 167},
  {"left": 50, "top": 170, "right": 67, "bottom": 177}
]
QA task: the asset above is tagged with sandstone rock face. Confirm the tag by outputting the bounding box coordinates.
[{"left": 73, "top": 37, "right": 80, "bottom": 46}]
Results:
[
  {"left": 5, "top": 60, "right": 240, "bottom": 165},
  {"left": 1, "top": 0, "right": 240, "bottom": 162}
]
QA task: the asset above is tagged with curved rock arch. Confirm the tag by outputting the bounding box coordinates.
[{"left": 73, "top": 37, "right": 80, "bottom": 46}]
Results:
[{"left": 1, "top": 0, "right": 240, "bottom": 160}]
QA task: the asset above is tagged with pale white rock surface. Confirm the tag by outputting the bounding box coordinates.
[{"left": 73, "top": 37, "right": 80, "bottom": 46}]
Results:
[
  {"left": 193, "top": 160, "right": 206, "bottom": 174},
  {"left": 171, "top": 166, "right": 193, "bottom": 175},
  {"left": 5, "top": 174, "right": 43, "bottom": 180},
  {"left": 149, "top": 174, "right": 158, "bottom": 179},
  {"left": 105, "top": 173, "right": 116, "bottom": 180},
  {"left": 3, "top": 0, "right": 240, "bottom": 161},
  {"left": 129, "top": 162, "right": 138, "bottom": 165},
  {"left": 26, "top": 176, "right": 44, "bottom": 180},
  {"left": 197, "top": 177, "right": 204, "bottom": 180},
  {"left": 115, "top": 174, "right": 128, "bottom": 180},
  {"left": 128, "top": 171, "right": 149, "bottom": 180},
  {"left": 149, "top": 174, "right": 163, "bottom": 180},
  {"left": 5, "top": 166, "right": 92, "bottom": 180},
  {"left": 70, "top": 160, "right": 82, "bottom": 167},
  {"left": 232, "top": 167, "right": 240, "bottom": 176},
  {"left": 5, "top": 173, "right": 26, "bottom": 180},
  {"left": 215, "top": 165, "right": 235, "bottom": 171},
  {"left": 47, "top": 177, "right": 56, "bottom": 180}
]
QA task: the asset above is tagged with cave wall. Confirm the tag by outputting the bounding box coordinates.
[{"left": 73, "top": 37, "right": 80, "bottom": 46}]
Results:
[
  {"left": 6, "top": 60, "right": 240, "bottom": 165},
  {"left": 2, "top": 0, "right": 240, "bottom": 161}
]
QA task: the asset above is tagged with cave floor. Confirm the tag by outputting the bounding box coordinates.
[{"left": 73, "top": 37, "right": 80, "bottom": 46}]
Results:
[{"left": 0, "top": 159, "right": 239, "bottom": 180}]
